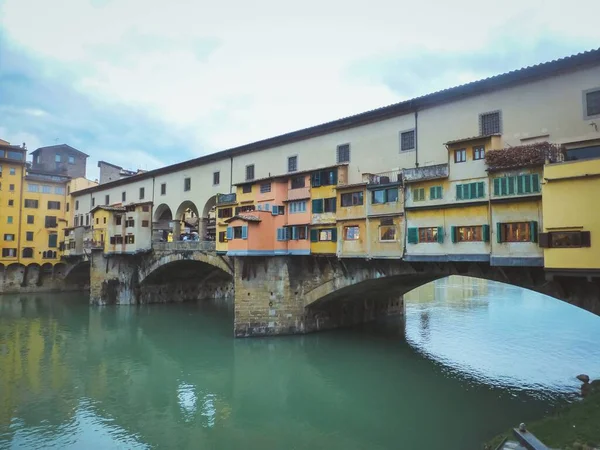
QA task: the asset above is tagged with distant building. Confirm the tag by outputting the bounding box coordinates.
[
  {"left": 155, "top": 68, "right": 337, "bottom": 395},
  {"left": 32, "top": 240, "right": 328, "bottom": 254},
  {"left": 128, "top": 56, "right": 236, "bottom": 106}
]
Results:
[
  {"left": 31, "top": 144, "right": 89, "bottom": 178},
  {"left": 98, "top": 161, "right": 144, "bottom": 184}
]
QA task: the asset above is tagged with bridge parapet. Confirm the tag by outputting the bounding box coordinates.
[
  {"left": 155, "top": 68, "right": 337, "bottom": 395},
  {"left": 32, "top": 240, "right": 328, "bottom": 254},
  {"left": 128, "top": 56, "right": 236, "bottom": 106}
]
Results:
[{"left": 152, "top": 241, "right": 216, "bottom": 252}]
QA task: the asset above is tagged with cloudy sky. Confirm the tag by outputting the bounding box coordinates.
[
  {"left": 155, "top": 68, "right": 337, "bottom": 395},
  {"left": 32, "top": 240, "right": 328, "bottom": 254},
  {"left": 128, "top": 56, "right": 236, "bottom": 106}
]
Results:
[{"left": 1, "top": 0, "right": 599, "bottom": 180}]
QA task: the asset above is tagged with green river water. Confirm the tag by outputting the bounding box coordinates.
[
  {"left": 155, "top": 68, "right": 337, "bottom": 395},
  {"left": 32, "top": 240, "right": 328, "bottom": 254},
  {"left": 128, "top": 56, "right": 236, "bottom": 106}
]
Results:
[{"left": 1, "top": 276, "right": 600, "bottom": 449}]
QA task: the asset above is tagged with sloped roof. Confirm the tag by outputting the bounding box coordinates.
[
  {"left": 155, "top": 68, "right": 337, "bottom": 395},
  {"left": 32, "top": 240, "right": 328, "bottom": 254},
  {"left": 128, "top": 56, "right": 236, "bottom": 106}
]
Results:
[
  {"left": 32, "top": 144, "right": 89, "bottom": 157},
  {"left": 225, "top": 214, "right": 261, "bottom": 223}
]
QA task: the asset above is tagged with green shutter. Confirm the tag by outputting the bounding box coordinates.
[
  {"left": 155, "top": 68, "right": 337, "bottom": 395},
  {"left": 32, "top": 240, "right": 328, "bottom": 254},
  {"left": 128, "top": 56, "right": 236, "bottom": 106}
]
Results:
[
  {"left": 292, "top": 226, "right": 298, "bottom": 240},
  {"left": 226, "top": 227, "right": 233, "bottom": 240},
  {"left": 242, "top": 226, "right": 248, "bottom": 240},
  {"left": 517, "top": 175, "right": 524, "bottom": 194},
  {"left": 48, "top": 234, "right": 57, "bottom": 248},
  {"left": 450, "top": 226, "right": 457, "bottom": 243},
  {"left": 456, "top": 185, "right": 463, "bottom": 200},
  {"left": 477, "top": 182, "right": 484, "bottom": 198},
  {"left": 407, "top": 227, "right": 418, "bottom": 244},
  {"left": 331, "top": 228, "right": 337, "bottom": 242},
  {"left": 496, "top": 222, "right": 503, "bottom": 243},
  {"left": 331, "top": 169, "right": 338, "bottom": 185},
  {"left": 500, "top": 178, "right": 507, "bottom": 196},
  {"left": 312, "top": 199, "right": 323, "bottom": 213},
  {"left": 430, "top": 186, "right": 436, "bottom": 199},
  {"left": 529, "top": 221, "right": 538, "bottom": 243},
  {"left": 437, "top": 226, "right": 444, "bottom": 243},
  {"left": 508, "top": 176, "right": 515, "bottom": 195},
  {"left": 482, "top": 224, "right": 490, "bottom": 242},
  {"left": 493, "top": 178, "right": 500, "bottom": 196},
  {"left": 532, "top": 173, "right": 540, "bottom": 193},
  {"left": 312, "top": 172, "right": 321, "bottom": 187},
  {"left": 310, "top": 229, "right": 318, "bottom": 242},
  {"left": 523, "top": 175, "right": 532, "bottom": 193}
]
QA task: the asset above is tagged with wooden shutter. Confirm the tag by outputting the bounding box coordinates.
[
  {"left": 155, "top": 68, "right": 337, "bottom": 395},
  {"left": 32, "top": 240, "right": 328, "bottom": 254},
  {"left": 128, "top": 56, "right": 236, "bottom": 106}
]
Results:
[
  {"left": 331, "top": 169, "right": 338, "bottom": 185},
  {"left": 48, "top": 234, "right": 57, "bottom": 248},
  {"left": 331, "top": 228, "right": 337, "bottom": 242},
  {"left": 430, "top": 186, "right": 436, "bottom": 199},
  {"left": 292, "top": 227, "right": 298, "bottom": 240},
  {"left": 226, "top": 227, "right": 233, "bottom": 240},
  {"left": 517, "top": 175, "right": 524, "bottom": 194},
  {"left": 276, "top": 228, "right": 283, "bottom": 241},
  {"left": 312, "top": 199, "right": 323, "bottom": 214},
  {"left": 437, "top": 226, "right": 444, "bottom": 243},
  {"left": 450, "top": 226, "right": 457, "bottom": 243},
  {"left": 532, "top": 173, "right": 540, "bottom": 193},
  {"left": 285, "top": 228, "right": 291, "bottom": 240},
  {"left": 456, "top": 185, "right": 463, "bottom": 200},
  {"left": 242, "top": 226, "right": 248, "bottom": 240},
  {"left": 482, "top": 224, "right": 490, "bottom": 242},
  {"left": 581, "top": 231, "right": 591, "bottom": 247},
  {"left": 496, "top": 222, "right": 503, "bottom": 243},
  {"left": 310, "top": 229, "right": 318, "bottom": 242},
  {"left": 538, "top": 232, "right": 550, "bottom": 248},
  {"left": 272, "top": 205, "right": 278, "bottom": 215},
  {"left": 493, "top": 178, "right": 500, "bottom": 196},
  {"left": 477, "top": 182, "right": 484, "bottom": 198},
  {"left": 407, "top": 227, "right": 418, "bottom": 244},
  {"left": 529, "top": 221, "right": 538, "bottom": 243},
  {"left": 311, "top": 172, "right": 321, "bottom": 187}
]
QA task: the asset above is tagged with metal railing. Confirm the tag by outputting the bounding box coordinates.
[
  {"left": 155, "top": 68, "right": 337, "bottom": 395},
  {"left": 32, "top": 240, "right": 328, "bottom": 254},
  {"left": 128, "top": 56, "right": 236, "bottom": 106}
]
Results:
[
  {"left": 403, "top": 163, "right": 449, "bottom": 183},
  {"left": 153, "top": 241, "right": 216, "bottom": 252},
  {"left": 365, "top": 170, "right": 402, "bottom": 185}
]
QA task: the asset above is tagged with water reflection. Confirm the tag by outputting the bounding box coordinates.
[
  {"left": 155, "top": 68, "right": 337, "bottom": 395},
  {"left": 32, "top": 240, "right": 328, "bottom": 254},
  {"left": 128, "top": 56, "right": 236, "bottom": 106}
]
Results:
[{"left": 1, "top": 279, "right": 600, "bottom": 449}]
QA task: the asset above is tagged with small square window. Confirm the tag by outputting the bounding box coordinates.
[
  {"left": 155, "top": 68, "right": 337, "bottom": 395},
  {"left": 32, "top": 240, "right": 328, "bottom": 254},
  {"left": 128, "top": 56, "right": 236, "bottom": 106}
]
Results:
[
  {"left": 9, "top": 168, "right": 16, "bottom": 175},
  {"left": 26, "top": 231, "right": 34, "bottom": 241},
  {"left": 246, "top": 164, "right": 255, "bottom": 181},
  {"left": 8, "top": 199, "right": 13, "bottom": 206},
  {"left": 242, "top": 184, "right": 252, "bottom": 194},
  {"left": 260, "top": 183, "right": 271, "bottom": 193},
  {"left": 161, "top": 183, "right": 167, "bottom": 195},
  {"left": 336, "top": 144, "right": 350, "bottom": 163},
  {"left": 27, "top": 215, "right": 34, "bottom": 224},
  {"left": 55, "top": 154, "right": 61, "bottom": 162},
  {"left": 479, "top": 111, "right": 501, "bottom": 135},
  {"left": 105, "top": 195, "right": 109, "bottom": 205},
  {"left": 473, "top": 146, "right": 485, "bottom": 160},
  {"left": 454, "top": 149, "right": 467, "bottom": 163},
  {"left": 9, "top": 184, "right": 14, "bottom": 191},
  {"left": 184, "top": 178, "right": 191, "bottom": 191},
  {"left": 584, "top": 88, "right": 600, "bottom": 119},
  {"left": 68, "top": 156, "right": 75, "bottom": 164},
  {"left": 400, "top": 130, "right": 415, "bottom": 151},
  {"left": 139, "top": 187, "right": 145, "bottom": 200},
  {"left": 122, "top": 191, "right": 126, "bottom": 202},
  {"left": 213, "top": 171, "right": 220, "bottom": 185},
  {"left": 288, "top": 155, "right": 298, "bottom": 172}
]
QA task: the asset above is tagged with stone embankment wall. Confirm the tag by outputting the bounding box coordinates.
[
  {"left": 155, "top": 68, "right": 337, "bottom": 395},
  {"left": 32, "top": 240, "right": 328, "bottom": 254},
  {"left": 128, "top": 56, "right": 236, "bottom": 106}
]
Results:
[{"left": 0, "top": 262, "right": 87, "bottom": 295}]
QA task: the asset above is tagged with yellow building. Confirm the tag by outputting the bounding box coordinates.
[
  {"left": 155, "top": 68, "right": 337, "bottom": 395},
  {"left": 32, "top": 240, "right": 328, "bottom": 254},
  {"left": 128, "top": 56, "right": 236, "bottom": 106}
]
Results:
[
  {"left": 0, "top": 142, "right": 27, "bottom": 264},
  {"left": 336, "top": 183, "right": 367, "bottom": 258},
  {"left": 91, "top": 203, "right": 153, "bottom": 255},
  {"left": 541, "top": 150, "right": 600, "bottom": 272}
]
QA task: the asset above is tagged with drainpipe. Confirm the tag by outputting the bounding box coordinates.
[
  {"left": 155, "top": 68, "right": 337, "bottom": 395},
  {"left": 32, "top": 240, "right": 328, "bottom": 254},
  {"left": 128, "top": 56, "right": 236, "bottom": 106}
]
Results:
[
  {"left": 16, "top": 164, "right": 25, "bottom": 265},
  {"left": 229, "top": 156, "right": 233, "bottom": 194},
  {"left": 414, "top": 110, "right": 419, "bottom": 168}
]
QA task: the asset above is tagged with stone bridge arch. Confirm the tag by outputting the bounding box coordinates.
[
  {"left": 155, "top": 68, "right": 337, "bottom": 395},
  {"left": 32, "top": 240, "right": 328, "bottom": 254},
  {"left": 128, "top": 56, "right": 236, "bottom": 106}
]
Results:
[{"left": 139, "top": 251, "right": 232, "bottom": 284}]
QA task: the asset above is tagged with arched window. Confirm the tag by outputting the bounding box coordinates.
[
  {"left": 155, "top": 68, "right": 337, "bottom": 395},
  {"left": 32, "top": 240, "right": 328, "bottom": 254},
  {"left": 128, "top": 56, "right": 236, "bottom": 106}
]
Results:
[
  {"left": 42, "top": 251, "right": 47, "bottom": 259},
  {"left": 22, "top": 248, "right": 33, "bottom": 258}
]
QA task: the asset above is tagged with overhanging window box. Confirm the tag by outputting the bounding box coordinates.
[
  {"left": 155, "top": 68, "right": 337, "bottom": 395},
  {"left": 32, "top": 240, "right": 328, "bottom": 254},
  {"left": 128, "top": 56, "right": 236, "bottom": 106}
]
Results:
[
  {"left": 539, "top": 231, "right": 591, "bottom": 248},
  {"left": 496, "top": 221, "right": 538, "bottom": 243}
]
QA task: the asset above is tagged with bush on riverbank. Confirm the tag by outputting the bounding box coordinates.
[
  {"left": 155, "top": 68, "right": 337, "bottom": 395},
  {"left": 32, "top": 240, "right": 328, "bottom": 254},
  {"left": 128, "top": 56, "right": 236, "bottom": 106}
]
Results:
[{"left": 485, "top": 380, "right": 600, "bottom": 449}]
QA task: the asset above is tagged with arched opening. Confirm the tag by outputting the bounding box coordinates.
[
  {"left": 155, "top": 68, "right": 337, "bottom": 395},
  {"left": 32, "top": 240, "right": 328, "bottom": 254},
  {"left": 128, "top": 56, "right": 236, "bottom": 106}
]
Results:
[
  {"left": 201, "top": 195, "right": 216, "bottom": 241},
  {"left": 22, "top": 263, "right": 41, "bottom": 286},
  {"left": 22, "top": 247, "right": 34, "bottom": 258},
  {"left": 174, "top": 201, "right": 199, "bottom": 242},
  {"left": 153, "top": 204, "right": 173, "bottom": 242},
  {"left": 64, "top": 261, "right": 91, "bottom": 290}
]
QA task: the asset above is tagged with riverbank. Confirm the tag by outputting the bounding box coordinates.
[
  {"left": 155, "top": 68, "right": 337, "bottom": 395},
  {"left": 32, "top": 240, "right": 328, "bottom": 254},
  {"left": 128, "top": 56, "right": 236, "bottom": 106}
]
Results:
[{"left": 485, "top": 380, "right": 600, "bottom": 449}]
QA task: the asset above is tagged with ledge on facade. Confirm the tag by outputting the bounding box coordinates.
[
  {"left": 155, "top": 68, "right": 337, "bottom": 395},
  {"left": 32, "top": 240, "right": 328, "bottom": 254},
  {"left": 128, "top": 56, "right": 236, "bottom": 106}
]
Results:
[
  {"left": 225, "top": 214, "right": 261, "bottom": 223},
  {"left": 485, "top": 142, "right": 563, "bottom": 172},
  {"left": 490, "top": 256, "right": 544, "bottom": 267},
  {"left": 402, "top": 164, "right": 449, "bottom": 183},
  {"left": 404, "top": 254, "right": 490, "bottom": 263},
  {"left": 444, "top": 133, "right": 500, "bottom": 146}
]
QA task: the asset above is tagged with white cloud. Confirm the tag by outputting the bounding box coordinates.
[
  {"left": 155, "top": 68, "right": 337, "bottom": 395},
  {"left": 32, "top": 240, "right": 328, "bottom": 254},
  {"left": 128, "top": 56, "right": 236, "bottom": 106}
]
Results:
[{"left": 1, "top": 0, "right": 599, "bottom": 160}]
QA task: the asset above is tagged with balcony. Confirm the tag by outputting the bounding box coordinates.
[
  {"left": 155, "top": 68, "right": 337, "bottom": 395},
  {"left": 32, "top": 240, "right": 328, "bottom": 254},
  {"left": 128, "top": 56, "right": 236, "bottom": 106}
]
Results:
[
  {"left": 217, "top": 193, "right": 237, "bottom": 205},
  {"left": 402, "top": 164, "right": 449, "bottom": 183},
  {"left": 363, "top": 170, "right": 402, "bottom": 186},
  {"left": 153, "top": 241, "right": 216, "bottom": 252},
  {"left": 287, "top": 186, "right": 311, "bottom": 201}
]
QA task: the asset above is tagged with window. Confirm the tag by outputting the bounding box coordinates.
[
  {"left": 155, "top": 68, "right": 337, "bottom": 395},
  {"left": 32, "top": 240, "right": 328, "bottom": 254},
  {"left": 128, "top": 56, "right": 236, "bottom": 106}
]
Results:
[
  {"left": 116, "top": 216, "right": 122, "bottom": 225},
  {"left": 456, "top": 182, "right": 485, "bottom": 200},
  {"left": 311, "top": 169, "right": 337, "bottom": 187},
  {"left": 95, "top": 218, "right": 99, "bottom": 225},
  {"left": 419, "top": 227, "right": 441, "bottom": 243},
  {"left": 126, "top": 218, "right": 135, "bottom": 227},
  {"left": 291, "top": 226, "right": 308, "bottom": 240},
  {"left": 218, "top": 231, "right": 227, "bottom": 242},
  {"left": 4, "top": 234, "right": 15, "bottom": 241},
  {"left": 110, "top": 235, "right": 124, "bottom": 245},
  {"left": 246, "top": 164, "right": 255, "bottom": 181},
  {"left": 400, "top": 130, "right": 415, "bottom": 151},
  {"left": 235, "top": 205, "right": 256, "bottom": 214},
  {"left": 8, "top": 199, "right": 13, "bottom": 206},
  {"left": 122, "top": 191, "right": 126, "bottom": 202},
  {"left": 379, "top": 225, "right": 397, "bottom": 242},
  {"left": 289, "top": 201, "right": 307, "bottom": 214},
  {"left": 48, "top": 233, "right": 58, "bottom": 248},
  {"left": 103, "top": 217, "right": 107, "bottom": 224},
  {"left": 42, "top": 185, "right": 51, "bottom": 194},
  {"left": 26, "top": 231, "right": 34, "bottom": 241},
  {"left": 242, "top": 184, "right": 252, "bottom": 193},
  {"left": 288, "top": 155, "right": 298, "bottom": 172},
  {"left": 372, "top": 188, "right": 398, "bottom": 204},
  {"left": 407, "top": 226, "right": 443, "bottom": 244},
  {"left": 319, "top": 229, "right": 333, "bottom": 241},
  {"left": 27, "top": 215, "right": 34, "bottom": 224},
  {"left": 55, "top": 186, "right": 65, "bottom": 195},
  {"left": 105, "top": 195, "right": 110, "bottom": 205},
  {"left": 9, "top": 184, "right": 14, "bottom": 191},
  {"left": 184, "top": 178, "right": 191, "bottom": 191},
  {"left": 68, "top": 155, "right": 75, "bottom": 164},
  {"left": 218, "top": 207, "right": 233, "bottom": 218},
  {"left": 473, "top": 146, "right": 485, "bottom": 160},
  {"left": 344, "top": 226, "right": 360, "bottom": 240},
  {"left": 142, "top": 205, "right": 150, "bottom": 212},
  {"left": 7, "top": 216, "right": 13, "bottom": 224},
  {"left": 45, "top": 216, "right": 57, "bottom": 228},
  {"left": 233, "top": 226, "right": 243, "bottom": 239},
  {"left": 493, "top": 174, "right": 540, "bottom": 196},
  {"left": 55, "top": 154, "right": 61, "bottom": 162},
  {"left": 24, "top": 199, "right": 39, "bottom": 208},
  {"left": 28, "top": 184, "right": 39, "bottom": 192},
  {"left": 2, "top": 249, "right": 16, "bottom": 257},
  {"left": 92, "top": 197, "right": 95, "bottom": 207},
  {"left": 66, "top": 203, "right": 70, "bottom": 212},
  {"left": 429, "top": 186, "right": 443, "bottom": 200},
  {"left": 276, "top": 228, "right": 291, "bottom": 241},
  {"left": 260, "top": 183, "right": 271, "bottom": 193},
  {"left": 272, "top": 205, "right": 285, "bottom": 215},
  {"left": 479, "top": 110, "right": 501, "bottom": 135},
  {"left": 48, "top": 201, "right": 61, "bottom": 210},
  {"left": 142, "top": 220, "right": 149, "bottom": 227},
  {"left": 497, "top": 222, "right": 537, "bottom": 243},
  {"left": 584, "top": 88, "right": 600, "bottom": 119},
  {"left": 22, "top": 248, "right": 33, "bottom": 258},
  {"left": 451, "top": 225, "right": 489, "bottom": 242},
  {"left": 137, "top": 187, "right": 144, "bottom": 200},
  {"left": 161, "top": 183, "right": 166, "bottom": 195},
  {"left": 340, "top": 191, "right": 363, "bottom": 207},
  {"left": 324, "top": 197, "right": 336, "bottom": 213},
  {"left": 565, "top": 145, "right": 600, "bottom": 161},
  {"left": 539, "top": 231, "right": 591, "bottom": 248},
  {"left": 126, "top": 235, "right": 135, "bottom": 244},
  {"left": 291, "top": 176, "right": 305, "bottom": 189},
  {"left": 454, "top": 148, "right": 466, "bottom": 163},
  {"left": 336, "top": 144, "right": 350, "bottom": 163},
  {"left": 86, "top": 215, "right": 90, "bottom": 226},
  {"left": 213, "top": 171, "right": 220, "bottom": 185},
  {"left": 412, "top": 187, "right": 425, "bottom": 202}
]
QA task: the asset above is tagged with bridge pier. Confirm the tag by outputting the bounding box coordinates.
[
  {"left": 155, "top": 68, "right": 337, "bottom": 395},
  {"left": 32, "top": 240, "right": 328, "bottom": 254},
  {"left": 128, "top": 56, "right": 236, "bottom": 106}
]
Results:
[{"left": 89, "top": 251, "right": 140, "bottom": 305}]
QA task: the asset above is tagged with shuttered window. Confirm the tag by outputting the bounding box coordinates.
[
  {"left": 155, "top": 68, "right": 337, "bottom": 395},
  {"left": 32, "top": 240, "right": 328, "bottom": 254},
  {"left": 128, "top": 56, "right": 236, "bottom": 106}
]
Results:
[
  {"left": 429, "top": 186, "right": 443, "bottom": 200},
  {"left": 456, "top": 182, "right": 485, "bottom": 200},
  {"left": 493, "top": 174, "right": 540, "bottom": 196}
]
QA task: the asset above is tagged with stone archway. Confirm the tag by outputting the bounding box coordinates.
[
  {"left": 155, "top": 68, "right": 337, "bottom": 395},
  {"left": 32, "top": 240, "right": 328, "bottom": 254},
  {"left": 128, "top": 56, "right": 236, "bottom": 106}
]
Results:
[
  {"left": 153, "top": 203, "right": 174, "bottom": 241},
  {"left": 201, "top": 196, "right": 217, "bottom": 241},
  {"left": 174, "top": 201, "right": 199, "bottom": 240}
]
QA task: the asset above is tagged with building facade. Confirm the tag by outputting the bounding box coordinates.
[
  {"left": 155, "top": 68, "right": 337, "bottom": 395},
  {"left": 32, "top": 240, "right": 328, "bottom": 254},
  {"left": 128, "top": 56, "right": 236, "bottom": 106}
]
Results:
[{"left": 30, "top": 144, "right": 88, "bottom": 178}]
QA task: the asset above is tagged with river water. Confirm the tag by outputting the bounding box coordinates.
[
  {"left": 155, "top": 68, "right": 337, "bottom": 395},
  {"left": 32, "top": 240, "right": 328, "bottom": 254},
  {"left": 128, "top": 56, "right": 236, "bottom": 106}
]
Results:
[{"left": 1, "top": 276, "right": 600, "bottom": 450}]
